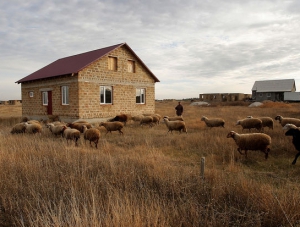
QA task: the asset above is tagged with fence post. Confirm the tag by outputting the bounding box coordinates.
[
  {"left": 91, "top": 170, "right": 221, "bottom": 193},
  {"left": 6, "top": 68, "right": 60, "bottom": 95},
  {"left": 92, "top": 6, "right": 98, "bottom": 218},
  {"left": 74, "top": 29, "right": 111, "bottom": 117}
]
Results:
[{"left": 200, "top": 157, "right": 205, "bottom": 180}]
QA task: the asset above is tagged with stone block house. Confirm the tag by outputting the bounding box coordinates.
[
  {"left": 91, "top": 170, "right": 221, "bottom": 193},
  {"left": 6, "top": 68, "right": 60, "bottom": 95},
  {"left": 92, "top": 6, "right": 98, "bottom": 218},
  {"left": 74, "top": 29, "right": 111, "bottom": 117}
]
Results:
[
  {"left": 199, "top": 93, "right": 251, "bottom": 102},
  {"left": 16, "top": 43, "right": 160, "bottom": 121}
]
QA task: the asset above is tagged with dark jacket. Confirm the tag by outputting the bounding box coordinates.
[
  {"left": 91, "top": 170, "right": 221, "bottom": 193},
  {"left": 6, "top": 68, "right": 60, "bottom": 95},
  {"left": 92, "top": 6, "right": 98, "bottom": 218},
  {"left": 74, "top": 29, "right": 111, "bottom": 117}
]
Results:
[{"left": 175, "top": 104, "right": 183, "bottom": 116}]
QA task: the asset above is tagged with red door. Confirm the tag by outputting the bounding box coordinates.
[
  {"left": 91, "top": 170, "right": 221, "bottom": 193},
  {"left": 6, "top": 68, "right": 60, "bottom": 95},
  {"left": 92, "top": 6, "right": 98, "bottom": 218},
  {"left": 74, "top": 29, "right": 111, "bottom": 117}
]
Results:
[{"left": 47, "top": 91, "right": 52, "bottom": 115}]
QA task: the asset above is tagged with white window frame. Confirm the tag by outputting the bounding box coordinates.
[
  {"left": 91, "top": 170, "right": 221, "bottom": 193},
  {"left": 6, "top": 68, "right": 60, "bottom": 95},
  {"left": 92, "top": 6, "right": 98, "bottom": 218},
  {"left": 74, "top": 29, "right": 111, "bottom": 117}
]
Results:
[
  {"left": 136, "top": 88, "right": 145, "bottom": 104},
  {"left": 61, "top": 86, "right": 69, "bottom": 105},
  {"left": 42, "top": 91, "right": 48, "bottom": 106},
  {"left": 29, "top": 91, "right": 34, "bottom": 98},
  {"left": 100, "top": 86, "right": 113, "bottom": 104}
]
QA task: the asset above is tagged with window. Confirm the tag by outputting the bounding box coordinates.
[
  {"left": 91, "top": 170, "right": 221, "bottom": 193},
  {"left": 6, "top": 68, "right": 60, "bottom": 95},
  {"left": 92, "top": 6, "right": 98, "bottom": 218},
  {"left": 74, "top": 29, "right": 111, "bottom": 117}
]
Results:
[
  {"left": 128, "top": 60, "right": 135, "bottom": 73},
  {"left": 100, "top": 86, "right": 112, "bottom": 104},
  {"left": 259, "top": 93, "right": 263, "bottom": 97},
  {"left": 108, "top": 56, "right": 117, "bottom": 71},
  {"left": 29, "top": 91, "right": 34, "bottom": 97},
  {"left": 267, "top": 93, "right": 271, "bottom": 97},
  {"left": 42, "top": 92, "right": 48, "bottom": 105},
  {"left": 136, "top": 88, "right": 145, "bottom": 104},
  {"left": 61, "top": 86, "right": 69, "bottom": 105}
]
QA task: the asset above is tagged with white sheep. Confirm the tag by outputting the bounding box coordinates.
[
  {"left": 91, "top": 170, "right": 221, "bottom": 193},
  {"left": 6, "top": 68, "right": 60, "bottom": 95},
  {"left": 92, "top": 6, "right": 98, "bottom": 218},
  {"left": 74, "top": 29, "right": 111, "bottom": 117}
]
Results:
[
  {"left": 99, "top": 122, "right": 124, "bottom": 135},
  {"left": 82, "top": 125, "right": 101, "bottom": 148},
  {"left": 140, "top": 116, "right": 154, "bottom": 127},
  {"left": 163, "top": 117, "right": 187, "bottom": 134},
  {"left": 163, "top": 116, "right": 184, "bottom": 121},
  {"left": 24, "top": 122, "right": 42, "bottom": 134},
  {"left": 227, "top": 131, "right": 271, "bottom": 159},
  {"left": 236, "top": 118, "right": 263, "bottom": 132},
  {"left": 247, "top": 116, "right": 274, "bottom": 130},
  {"left": 62, "top": 126, "right": 81, "bottom": 146},
  {"left": 10, "top": 122, "right": 26, "bottom": 134},
  {"left": 282, "top": 123, "right": 299, "bottom": 130},
  {"left": 46, "top": 123, "right": 65, "bottom": 137},
  {"left": 275, "top": 115, "right": 300, "bottom": 127},
  {"left": 201, "top": 116, "right": 225, "bottom": 128}
]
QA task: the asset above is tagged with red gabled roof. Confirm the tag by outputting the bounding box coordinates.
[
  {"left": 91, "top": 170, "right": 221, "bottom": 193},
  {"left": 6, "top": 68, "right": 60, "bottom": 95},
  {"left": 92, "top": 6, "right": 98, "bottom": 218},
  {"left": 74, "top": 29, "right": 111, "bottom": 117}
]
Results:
[{"left": 16, "top": 43, "right": 159, "bottom": 83}]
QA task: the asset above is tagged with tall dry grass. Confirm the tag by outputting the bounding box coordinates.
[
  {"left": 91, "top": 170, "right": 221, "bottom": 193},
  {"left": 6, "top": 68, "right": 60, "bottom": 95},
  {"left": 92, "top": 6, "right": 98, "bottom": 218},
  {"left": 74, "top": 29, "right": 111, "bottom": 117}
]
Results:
[{"left": 1, "top": 101, "right": 300, "bottom": 226}]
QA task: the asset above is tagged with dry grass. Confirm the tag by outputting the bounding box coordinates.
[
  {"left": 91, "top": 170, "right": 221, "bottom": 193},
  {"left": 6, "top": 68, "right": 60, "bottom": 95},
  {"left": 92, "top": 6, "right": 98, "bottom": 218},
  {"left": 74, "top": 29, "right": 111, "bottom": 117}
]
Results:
[{"left": 1, "top": 101, "right": 300, "bottom": 226}]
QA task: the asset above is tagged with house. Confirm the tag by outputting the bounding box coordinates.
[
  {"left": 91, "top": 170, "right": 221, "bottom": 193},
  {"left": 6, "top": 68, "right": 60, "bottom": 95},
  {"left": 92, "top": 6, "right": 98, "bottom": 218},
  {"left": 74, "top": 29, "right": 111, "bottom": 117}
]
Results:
[
  {"left": 16, "top": 43, "right": 160, "bottom": 122},
  {"left": 199, "top": 93, "right": 251, "bottom": 102},
  {"left": 251, "top": 79, "right": 296, "bottom": 102}
]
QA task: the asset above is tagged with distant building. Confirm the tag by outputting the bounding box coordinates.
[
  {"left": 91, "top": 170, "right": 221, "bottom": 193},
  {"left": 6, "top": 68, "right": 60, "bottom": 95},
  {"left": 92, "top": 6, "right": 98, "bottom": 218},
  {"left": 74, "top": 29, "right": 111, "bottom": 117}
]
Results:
[
  {"left": 252, "top": 79, "right": 296, "bottom": 102},
  {"left": 199, "top": 93, "right": 251, "bottom": 102}
]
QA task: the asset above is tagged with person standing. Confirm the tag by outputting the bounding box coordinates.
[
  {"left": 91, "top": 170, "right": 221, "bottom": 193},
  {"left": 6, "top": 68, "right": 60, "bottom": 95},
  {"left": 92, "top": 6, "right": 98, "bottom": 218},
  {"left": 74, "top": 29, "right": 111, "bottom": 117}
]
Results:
[{"left": 175, "top": 101, "right": 183, "bottom": 116}]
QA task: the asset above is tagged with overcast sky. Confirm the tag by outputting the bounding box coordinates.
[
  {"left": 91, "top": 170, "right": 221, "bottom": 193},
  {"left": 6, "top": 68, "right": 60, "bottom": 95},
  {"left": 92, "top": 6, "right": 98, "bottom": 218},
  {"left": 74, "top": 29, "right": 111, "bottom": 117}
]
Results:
[{"left": 1, "top": 0, "right": 300, "bottom": 100}]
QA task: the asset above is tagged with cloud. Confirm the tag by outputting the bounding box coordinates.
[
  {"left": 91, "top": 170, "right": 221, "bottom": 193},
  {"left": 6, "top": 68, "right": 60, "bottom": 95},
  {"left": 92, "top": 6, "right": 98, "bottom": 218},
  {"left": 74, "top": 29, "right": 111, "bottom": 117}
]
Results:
[{"left": 1, "top": 0, "right": 300, "bottom": 100}]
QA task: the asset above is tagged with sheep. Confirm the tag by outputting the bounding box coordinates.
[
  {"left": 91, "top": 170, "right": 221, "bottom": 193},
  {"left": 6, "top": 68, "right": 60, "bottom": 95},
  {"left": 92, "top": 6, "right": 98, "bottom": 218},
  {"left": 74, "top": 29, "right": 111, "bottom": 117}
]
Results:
[
  {"left": 163, "top": 116, "right": 184, "bottom": 121},
  {"left": 201, "top": 116, "right": 225, "bottom": 128},
  {"left": 10, "top": 122, "right": 26, "bottom": 134},
  {"left": 140, "top": 116, "right": 154, "bottom": 127},
  {"left": 27, "top": 120, "right": 43, "bottom": 126},
  {"left": 143, "top": 113, "right": 162, "bottom": 124},
  {"left": 152, "top": 115, "right": 160, "bottom": 125},
  {"left": 236, "top": 118, "right": 263, "bottom": 132},
  {"left": 66, "top": 122, "right": 92, "bottom": 133},
  {"left": 24, "top": 122, "right": 42, "bottom": 134},
  {"left": 163, "top": 117, "right": 187, "bottom": 134},
  {"left": 282, "top": 123, "right": 299, "bottom": 130},
  {"left": 285, "top": 127, "right": 300, "bottom": 164},
  {"left": 99, "top": 122, "right": 124, "bottom": 135},
  {"left": 46, "top": 123, "right": 65, "bottom": 137},
  {"left": 247, "top": 116, "right": 274, "bottom": 130},
  {"left": 62, "top": 126, "right": 81, "bottom": 146},
  {"left": 82, "top": 125, "right": 101, "bottom": 148},
  {"left": 132, "top": 115, "right": 144, "bottom": 123},
  {"left": 275, "top": 115, "right": 300, "bottom": 127},
  {"left": 227, "top": 131, "right": 271, "bottom": 159},
  {"left": 109, "top": 114, "right": 128, "bottom": 125}
]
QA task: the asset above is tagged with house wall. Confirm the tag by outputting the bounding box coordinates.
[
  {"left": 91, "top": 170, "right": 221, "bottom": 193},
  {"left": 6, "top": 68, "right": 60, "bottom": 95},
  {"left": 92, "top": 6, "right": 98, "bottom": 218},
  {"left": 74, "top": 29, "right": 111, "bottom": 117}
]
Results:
[
  {"left": 254, "top": 92, "right": 284, "bottom": 102},
  {"left": 20, "top": 45, "right": 156, "bottom": 121},
  {"left": 21, "top": 76, "right": 79, "bottom": 120},
  {"left": 78, "top": 45, "right": 156, "bottom": 118}
]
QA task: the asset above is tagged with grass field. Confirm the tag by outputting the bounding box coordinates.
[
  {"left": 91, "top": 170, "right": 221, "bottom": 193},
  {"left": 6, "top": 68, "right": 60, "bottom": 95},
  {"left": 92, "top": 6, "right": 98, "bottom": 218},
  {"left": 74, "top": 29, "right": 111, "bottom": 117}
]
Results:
[{"left": 0, "top": 101, "right": 300, "bottom": 226}]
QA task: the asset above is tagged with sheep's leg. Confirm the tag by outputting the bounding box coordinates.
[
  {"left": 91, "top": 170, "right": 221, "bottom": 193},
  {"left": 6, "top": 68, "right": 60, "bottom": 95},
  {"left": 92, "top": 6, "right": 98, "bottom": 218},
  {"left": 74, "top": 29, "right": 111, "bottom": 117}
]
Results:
[
  {"left": 74, "top": 138, "right": 78, "bottom": 147},
  {"left": 237, "top": 148, "right": 245, "bottom": 155},
  {"left": 245, "top": 150, "right": 248, "bottom": 158},
  {"left": 292, "top": 151, "right": 300, "bottom": 165},
  {"left": 263, "top": 148, "right": 270, "bottom": 159}
]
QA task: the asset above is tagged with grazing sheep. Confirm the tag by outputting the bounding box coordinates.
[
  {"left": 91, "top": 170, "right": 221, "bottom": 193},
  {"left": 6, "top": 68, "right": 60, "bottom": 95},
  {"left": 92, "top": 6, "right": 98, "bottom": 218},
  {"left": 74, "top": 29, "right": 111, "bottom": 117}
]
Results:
[
  {"left": 143, "top": 113, "right": 162, "bottom": 124},
  {"left": 24, "top": 122, "right": 42, "bottom": 134},
  {"left": 66, "top": 122, "right": 92, "bottom": 133},
  {"left": 11, "top": 122, "right": 26, "bottom": 134},
  {"left": 62, "top": 126, "right": 81, "bottom": 146},
  {"left": 236, "top": 118, "right": 263, "bottom": 132},
  {"left": 227, "top": 131, "right": 271, "bottom": 159},
  {"left": 163, "top": 116, "right": 184, "bottom": 121},
  {"left": 152, "top": 115, "right": 160, "bottom": 125},
  {"left": 285, "top": 128, "right": 300, "bottom": 165},
  {"left": 275, "top": 115, "right": 300, "bottom": 127},
  {"left": 27, "top": 120, "right": 42, "bottom": 126},
  {"left": 163, "top": 117, "right": 187, "bottom": 134},
  {"left": 99, "top": 122, "right": 124, "bottom": 135},
  {"left": 140, "top": 116, "right": 154, "bottom": 127},
  {"left": 247, "top": 116, "right": 274, "bottom": 130},
  {"left": 201, "top": 116, "right": 225, "bottom": 128},
  {"left": 282, "top": 123, "right": 299, "bottom": 130},
  {"left": 109, "top": 114, "right": 128, "bottom": 125},
  {"left": 82, "top": 125, "right": 101, "bottom": 148},
  {"left": 46, "top": 123, "right": 65, "bottom": 137},
  {"left": 132, "top": 115, "right": 144, "bottom": 123}
]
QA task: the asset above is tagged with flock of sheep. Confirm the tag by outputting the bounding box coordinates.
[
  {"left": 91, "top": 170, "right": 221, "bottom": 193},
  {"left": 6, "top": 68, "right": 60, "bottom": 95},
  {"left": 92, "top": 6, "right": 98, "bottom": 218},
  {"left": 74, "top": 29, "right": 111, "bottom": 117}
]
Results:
[{"left": 9, "top": 113, "right": 300, "bottom": 165}]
